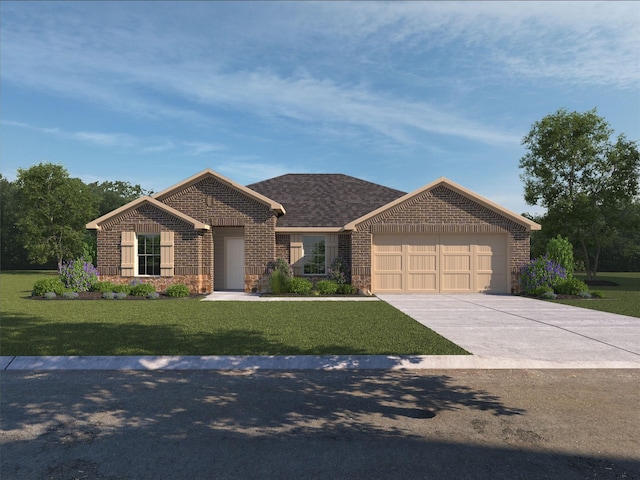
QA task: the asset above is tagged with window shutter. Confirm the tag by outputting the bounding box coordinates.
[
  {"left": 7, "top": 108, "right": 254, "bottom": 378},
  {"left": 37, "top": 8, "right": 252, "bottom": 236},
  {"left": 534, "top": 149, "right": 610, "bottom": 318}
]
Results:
[
  {"left": 326, "top": 234, "right": 339, "bottom": 266},
  {"left": 290, "top": 235, "right": 303, "bottom": 275},
  {"left": 121, "top": 231, "right": 135, "bottom": 276},
  {"left": 160, "top": 231, "right": 174, "bottom": 277}
]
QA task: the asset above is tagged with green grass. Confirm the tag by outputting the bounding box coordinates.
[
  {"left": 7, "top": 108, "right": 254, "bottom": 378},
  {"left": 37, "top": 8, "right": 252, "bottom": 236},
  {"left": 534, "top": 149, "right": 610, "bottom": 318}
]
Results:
[
  {"left": 553, "top": 272, "right": 640, "bottom": 318},
  {"left": 0, "top": 271, "right": 468, "bottom": 356}
]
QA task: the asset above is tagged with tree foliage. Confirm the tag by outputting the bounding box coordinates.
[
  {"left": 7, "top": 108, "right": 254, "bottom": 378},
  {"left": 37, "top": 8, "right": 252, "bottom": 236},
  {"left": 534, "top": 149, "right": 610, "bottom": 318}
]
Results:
[
  {"left": 15, "top": 163, "right": 98, "bottom": 269},
  {"left": 520, "top": 108, "right": 640, "bottom": 279},
  {"left": 1, "top": 163, "right": 153, "bottom": 269}
]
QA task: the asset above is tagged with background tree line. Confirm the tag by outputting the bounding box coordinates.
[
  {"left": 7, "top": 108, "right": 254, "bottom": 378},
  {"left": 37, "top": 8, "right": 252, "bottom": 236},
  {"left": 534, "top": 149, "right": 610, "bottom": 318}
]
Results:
[
  {"left": 520, "top": 108, "right": 640, "bottom": 278},
  {"left": 1, "top": 108, "right": 639, "bottom": 277},
  {"left": 0, "top": 162, "right": 151, "bottom": 270}
]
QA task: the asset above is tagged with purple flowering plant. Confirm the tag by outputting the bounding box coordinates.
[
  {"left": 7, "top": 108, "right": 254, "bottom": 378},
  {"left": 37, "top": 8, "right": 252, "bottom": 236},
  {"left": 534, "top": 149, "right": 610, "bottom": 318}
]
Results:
[
  {"left": 59, "top": 257, "right": 99, "bottom": 292},
  {"left": 520, "top": 256, "right": 567, "bottom": 295}
]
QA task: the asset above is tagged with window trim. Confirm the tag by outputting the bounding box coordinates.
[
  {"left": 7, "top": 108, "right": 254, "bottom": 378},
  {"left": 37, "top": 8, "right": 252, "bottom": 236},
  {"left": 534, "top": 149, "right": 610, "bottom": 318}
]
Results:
[
  {"left": 302, "top": 235, "right": 326, "bottom": 276},
  {"left": 136, "top": 233, "right": 161, "bottom": 277}
]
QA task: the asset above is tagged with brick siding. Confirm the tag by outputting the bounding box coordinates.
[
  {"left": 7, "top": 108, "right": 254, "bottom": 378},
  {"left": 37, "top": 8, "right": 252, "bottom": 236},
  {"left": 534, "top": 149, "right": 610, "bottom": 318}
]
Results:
[{"left": 351, "top": 185, "right": 531, "bottom": 293}]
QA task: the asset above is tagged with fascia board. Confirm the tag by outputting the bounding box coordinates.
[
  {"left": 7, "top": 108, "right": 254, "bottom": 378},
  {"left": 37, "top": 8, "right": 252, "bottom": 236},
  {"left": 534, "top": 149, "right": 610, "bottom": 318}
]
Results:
[
  {"left": 275, "top": 227, "right": 346, "bottom": 233},
  {"left": 86, "top": 196, "right": 210, "bottom": 231},
  {"left": 344, "top": 177, "right": 542, "bottom": 231},
  {"left": 152, "top": 168, "right": 286, "bottom": 215}
]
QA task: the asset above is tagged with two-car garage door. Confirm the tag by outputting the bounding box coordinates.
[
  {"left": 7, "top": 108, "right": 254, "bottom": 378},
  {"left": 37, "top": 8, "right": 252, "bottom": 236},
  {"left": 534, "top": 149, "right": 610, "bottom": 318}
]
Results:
[{"left": 372, "top": 234, "right": 508, "bottom": 293}]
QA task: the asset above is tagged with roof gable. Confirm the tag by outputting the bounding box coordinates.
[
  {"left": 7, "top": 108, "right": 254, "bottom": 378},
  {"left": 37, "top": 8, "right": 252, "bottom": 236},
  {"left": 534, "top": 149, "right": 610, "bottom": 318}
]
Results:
[
  {"left": 86, "top": 196, "right": 210, "bottom": 231},
  {"left": 153, "top": 168, "right": 285, "bottom": 215},
  {"left": 344, "top": 177, "right": 541, "bottom": 231},
  {"left": 248, "top": 174, "right": 406, "bottom": 228}
]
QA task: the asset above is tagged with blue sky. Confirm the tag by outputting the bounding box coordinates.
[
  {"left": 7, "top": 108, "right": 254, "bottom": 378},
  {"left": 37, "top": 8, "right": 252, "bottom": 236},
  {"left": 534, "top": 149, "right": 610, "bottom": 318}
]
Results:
[{"left": 1, "top": 1, "right": 638, "bottom": 216}]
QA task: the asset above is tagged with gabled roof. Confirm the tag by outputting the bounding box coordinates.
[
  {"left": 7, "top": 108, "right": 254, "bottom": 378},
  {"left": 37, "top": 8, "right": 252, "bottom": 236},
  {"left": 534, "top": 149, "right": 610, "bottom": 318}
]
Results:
[
  {"left": 247, "top": 174, "right": 406, "bottom": 228},
  {"left": 344, "top": 177, "right": 542, "bottom": 231},
  {"left": 153, "top": 168, "right": 285, "bottom": 215},
  {"left": 86, "top": 196, "right": 210, "bottom": 231}
]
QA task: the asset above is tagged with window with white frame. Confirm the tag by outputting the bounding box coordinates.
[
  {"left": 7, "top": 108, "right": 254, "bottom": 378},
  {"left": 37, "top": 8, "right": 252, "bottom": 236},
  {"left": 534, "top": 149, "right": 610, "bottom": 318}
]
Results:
[
  {"left": 137, "top": 234, "right": 161, "bottom": 276},
  {"left": 303, "top": 235, "right": 326, "bottom": 275}
]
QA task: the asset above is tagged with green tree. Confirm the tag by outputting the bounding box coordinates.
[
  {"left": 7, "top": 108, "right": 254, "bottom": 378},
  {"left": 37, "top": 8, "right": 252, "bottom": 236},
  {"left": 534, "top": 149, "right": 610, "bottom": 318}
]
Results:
[
  {"left": 15, "top": 162, "right": 98, "bottom": 270},
  {"left": 519, "top": 108, "right": 640, "bottom": 280},
  {"left": 88, "top": 180, "right": 152, "bottom": 216},
  {"left": 0, "top": 174, "right": 29, "bottom": 268}
]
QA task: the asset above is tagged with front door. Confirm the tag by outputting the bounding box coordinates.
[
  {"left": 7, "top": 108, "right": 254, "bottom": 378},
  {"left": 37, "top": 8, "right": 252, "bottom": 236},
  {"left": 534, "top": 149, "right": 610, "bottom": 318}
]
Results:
[{"left": 225, "top": 237, "right": 245, "bottom": 290}]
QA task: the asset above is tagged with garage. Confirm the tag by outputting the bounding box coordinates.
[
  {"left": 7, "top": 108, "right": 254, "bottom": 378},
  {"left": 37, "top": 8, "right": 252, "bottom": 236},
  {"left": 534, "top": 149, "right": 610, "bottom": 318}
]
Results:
[{"left": 372, "top": 233, "right": 508, "bottom": 293}]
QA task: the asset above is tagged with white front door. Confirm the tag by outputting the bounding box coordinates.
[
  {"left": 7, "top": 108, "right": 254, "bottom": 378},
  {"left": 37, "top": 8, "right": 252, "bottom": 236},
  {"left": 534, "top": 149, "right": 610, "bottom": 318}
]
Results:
[{"left": 225, "top": 237, "right": 245, "bottom": 290}]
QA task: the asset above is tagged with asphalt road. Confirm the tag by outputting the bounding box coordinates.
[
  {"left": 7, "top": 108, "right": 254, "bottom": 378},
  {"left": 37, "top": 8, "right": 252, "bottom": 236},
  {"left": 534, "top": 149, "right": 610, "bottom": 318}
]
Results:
[{"left": 1, "top": 369, "right": 639, "bottom": 480}]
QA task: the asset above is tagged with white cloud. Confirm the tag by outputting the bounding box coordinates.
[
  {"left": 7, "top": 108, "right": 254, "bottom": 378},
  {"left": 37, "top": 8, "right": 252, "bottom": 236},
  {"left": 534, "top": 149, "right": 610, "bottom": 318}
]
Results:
[{"left": 1, "top": 1, "right": 636, "bottom": 151}]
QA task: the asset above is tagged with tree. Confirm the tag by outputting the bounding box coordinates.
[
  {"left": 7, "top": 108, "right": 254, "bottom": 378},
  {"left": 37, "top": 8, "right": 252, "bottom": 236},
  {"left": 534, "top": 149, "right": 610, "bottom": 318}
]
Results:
[
  {"left": 88, "top": 180, "right": 152, "bottom": 216},
  {"left": 519, "top": 108, "right": 640, "bottom": 280},
  {"left": 15, "top": 162, "right": 98, "bottom": 269},
  {"left": 0, "top": 174, "right": 29, "bottom": 268}
]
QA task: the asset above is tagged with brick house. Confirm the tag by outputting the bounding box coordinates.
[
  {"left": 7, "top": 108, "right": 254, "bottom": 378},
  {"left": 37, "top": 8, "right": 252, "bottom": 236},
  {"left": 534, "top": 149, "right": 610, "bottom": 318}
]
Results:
[{"left": 86, "top": 169, "right": 540, "bottom": 294}]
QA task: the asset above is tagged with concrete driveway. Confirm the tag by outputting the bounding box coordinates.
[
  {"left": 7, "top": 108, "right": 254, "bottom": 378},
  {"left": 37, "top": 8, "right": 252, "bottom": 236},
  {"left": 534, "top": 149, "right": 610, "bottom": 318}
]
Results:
[{"left": 378, "top": 294, "right": 640, "bottom": 367}]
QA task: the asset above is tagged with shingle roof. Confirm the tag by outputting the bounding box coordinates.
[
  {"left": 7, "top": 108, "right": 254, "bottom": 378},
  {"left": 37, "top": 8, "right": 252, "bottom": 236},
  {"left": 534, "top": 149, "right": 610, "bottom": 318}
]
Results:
[{"left": 247, "top": 174, "right": 406, "bottom": 228}]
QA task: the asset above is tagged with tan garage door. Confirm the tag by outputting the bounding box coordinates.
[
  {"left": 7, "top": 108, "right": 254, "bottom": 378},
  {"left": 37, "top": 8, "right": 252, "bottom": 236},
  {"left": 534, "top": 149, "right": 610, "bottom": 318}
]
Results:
[{"left": 372, "top": 234, "right": 508, "bottom": 293}]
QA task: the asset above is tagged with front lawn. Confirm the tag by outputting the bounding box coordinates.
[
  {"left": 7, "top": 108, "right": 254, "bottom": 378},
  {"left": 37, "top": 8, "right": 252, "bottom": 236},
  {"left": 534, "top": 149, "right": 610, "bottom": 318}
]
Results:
[
  {"left": 553, "top": 272, "right": 640, "bottom": 318},
  {"left": 0, "top": 271, "right": 468, "bottom": 356}
]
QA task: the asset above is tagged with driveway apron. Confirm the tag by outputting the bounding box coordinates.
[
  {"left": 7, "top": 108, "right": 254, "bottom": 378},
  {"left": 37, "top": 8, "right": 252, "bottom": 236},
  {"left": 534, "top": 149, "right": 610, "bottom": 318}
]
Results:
[{"left": 378, "top": 294, "right": 640, "bottom": 366}]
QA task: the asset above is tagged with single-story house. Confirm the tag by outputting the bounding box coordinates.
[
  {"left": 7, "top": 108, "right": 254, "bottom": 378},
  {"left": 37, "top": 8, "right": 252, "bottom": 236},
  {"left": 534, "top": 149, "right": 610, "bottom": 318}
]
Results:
[{"left": 86, "top": 169, "right": 541, "bottom": 294}]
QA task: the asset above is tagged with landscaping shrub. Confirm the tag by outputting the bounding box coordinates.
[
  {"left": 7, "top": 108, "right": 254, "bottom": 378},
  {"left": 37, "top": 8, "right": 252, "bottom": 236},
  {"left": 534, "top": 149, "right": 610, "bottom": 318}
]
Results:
[
  {"left": 578, "top": 291, "right": 592, "bottom": 299},
  {"left": 59, "top": 258, "right": 99, "bottom": 292},
  {"left": 546, "top": 235, "right": 576, "bottom": 277},
  {"left": 147, "top": 292, "right": 161, "bottom": 299},
  {"left": 62, "top": 291, "right": 79, "bottom": 299},
  {"left": 44, "top": 292, "right": 57, "bottom": 299},
  {"left": 541, "top": 291, "right": 557, "bottom": 300},
  {"left": 32, "top": 278, "right": 66, "bottom": 296},
  {"left": 166, "top": 283, "right": 190, "bottom": 298},
  {"left": 288, "top": 277, "right": 313, "bottom": 295},
  {"left": 269, "top": 270, "right": 290, "bottom": 294},
  {"left": 554, "top": 277, "right": 589, "bottom": 295},
  {"left": 531, "top": 285, "right": 554, "bottom": 297},
  {"left": 129, "top": 283, "right": 156, "bottom": 297},
  {"left": 328, "top": 257, "right": 351, "bottom": 285},
  {"left": 114, "top": 292, "right": 128, "bottom": 300},
  {"left": 102, "top": 292, "right": 116, "bottom": 300},
  {"left": 267, "top": 258, "right": 292, "bottom": 294},
  {"left": 91, "top": 281, "right": 117, "bottom": 293},
  {"left": 315, "top": 280, "right": 338, "bottom": 295},
  {"left": 336, "top": 283, "right": 358, "bottom": 295},
  {"left": 520, "top": 256, "right": 567, "bottom": 295},
  {"left": 111, "top": 284, "right": 131, "bottom": 294}
]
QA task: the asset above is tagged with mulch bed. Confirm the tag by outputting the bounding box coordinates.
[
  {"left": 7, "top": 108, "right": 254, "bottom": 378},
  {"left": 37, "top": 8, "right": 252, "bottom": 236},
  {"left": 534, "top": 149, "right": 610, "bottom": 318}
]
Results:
[{"left": 31, "top": 292, "right": 204, "bottom": 300}]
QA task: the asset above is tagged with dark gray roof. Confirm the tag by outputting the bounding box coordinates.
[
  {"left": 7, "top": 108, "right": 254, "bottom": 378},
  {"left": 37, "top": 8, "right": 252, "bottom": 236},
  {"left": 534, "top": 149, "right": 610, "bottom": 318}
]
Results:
[{"left": 247, "top": 174, "right": 406, "bottom": 228}]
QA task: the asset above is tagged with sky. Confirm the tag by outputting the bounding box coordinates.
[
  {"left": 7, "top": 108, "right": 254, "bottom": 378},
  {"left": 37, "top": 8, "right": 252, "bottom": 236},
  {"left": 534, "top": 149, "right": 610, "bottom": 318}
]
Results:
[{"left": 1, "top": 1, "right": 639, "bottom": 216}]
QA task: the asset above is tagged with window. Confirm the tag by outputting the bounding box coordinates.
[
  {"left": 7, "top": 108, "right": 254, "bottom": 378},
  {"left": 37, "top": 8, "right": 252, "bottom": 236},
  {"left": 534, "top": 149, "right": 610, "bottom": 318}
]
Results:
[
  {"left": 138, "top": 234, "right": 160, "bottom": 276},
  {"left": 303, "top": 236, "right": 326, "bottom": 274}
]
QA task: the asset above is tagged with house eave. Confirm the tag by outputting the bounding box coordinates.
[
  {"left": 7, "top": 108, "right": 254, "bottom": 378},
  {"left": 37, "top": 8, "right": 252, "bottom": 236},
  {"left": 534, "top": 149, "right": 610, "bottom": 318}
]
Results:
[
  {"left": 86, "top": 196, "right": 211, "bottom": 231},
  {"left": 152, "top": 168, "right": 286, "bottom": 216},
  {"left": 344, "top": 177, "right": 542, "bottom": 231}
]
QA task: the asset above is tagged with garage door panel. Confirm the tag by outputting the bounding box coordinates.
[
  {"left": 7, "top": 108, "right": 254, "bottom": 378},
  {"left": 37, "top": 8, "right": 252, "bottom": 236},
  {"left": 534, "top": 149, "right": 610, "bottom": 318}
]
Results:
[
  {"left": 408, "top": 273, "right": 437, "bottom": 291},
  {"left": 374, "top": 273, "right": 403, "bottom": 291},
  {"left": 442, "top": 273, "right": 471, "bottom": 291},
  {"left": 442, "top": 254, "right": 471, "bottom": 271},
  {"left": 375, "top": 254, "right": 403, "bottom": 271},
  {"left": 372, "top": 234, "right": 508, "bottom": 293}
]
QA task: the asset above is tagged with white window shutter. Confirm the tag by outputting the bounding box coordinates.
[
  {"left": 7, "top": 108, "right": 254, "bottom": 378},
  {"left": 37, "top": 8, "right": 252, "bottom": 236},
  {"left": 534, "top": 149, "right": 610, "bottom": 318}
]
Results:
[
  {"left": 290, "top": 235, "right": 303, "bottom": 275},
  {"left": 121, "top": 231, "right": 135, "bottom": 276},
  {"left": 160, "top": 231, "right": 174, "bottom": 277}
]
